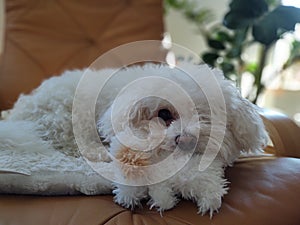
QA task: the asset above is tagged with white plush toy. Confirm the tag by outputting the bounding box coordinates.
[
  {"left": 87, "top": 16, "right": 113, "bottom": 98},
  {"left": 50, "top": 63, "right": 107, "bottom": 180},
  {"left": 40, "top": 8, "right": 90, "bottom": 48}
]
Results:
[{"left": 0, "top": 63, "right": 268, "bottom": 217}]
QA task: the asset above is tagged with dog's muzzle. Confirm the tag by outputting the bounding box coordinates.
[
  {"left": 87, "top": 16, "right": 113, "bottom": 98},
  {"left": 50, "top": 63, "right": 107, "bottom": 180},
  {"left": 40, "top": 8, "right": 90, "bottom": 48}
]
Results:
[{"left": 175, "top": 134, "right": 197, "bottom": 151}]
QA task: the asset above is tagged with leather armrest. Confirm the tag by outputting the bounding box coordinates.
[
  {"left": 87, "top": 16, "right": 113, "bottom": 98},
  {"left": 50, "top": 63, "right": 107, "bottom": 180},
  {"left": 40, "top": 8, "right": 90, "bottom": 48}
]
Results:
[{"left": 261, "top": 110, "right": 300, "bottom": 158}]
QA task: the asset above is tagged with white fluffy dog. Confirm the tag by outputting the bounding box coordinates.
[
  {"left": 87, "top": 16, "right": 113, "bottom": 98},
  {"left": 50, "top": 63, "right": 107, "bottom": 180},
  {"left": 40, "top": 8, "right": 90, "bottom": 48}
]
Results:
[{"left": 0, "top": 63, "right": 268, "bottom": 217}]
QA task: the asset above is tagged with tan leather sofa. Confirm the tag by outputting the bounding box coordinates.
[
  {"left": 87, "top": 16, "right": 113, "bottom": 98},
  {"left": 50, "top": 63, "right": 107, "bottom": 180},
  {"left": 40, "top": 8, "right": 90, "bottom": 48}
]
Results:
[
  {"left": 1, "top": 1, "right": 300, "bottom": 224},
  {"left": 0, "top": 0, "right": 164, "bottom": 110}
]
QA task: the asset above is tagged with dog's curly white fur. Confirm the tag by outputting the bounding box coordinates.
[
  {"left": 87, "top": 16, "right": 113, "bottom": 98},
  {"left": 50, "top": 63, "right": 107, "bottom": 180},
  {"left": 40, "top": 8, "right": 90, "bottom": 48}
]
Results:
[{"left": 0, "top": 63, "right": 268, "bottom": 217}]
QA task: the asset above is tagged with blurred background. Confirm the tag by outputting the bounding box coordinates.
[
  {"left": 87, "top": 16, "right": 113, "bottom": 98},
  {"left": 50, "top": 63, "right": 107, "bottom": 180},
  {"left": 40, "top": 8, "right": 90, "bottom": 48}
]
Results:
[
  {"left": 164, "top": 0, "right": 300, "bottom": 125},
  {"left": 0, "top": 0, "right": 299, "bottom": 125}
]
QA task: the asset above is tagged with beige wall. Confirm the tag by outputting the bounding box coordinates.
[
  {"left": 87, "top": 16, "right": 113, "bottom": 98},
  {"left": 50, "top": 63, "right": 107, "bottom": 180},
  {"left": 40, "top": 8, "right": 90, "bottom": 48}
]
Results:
[{"left": 164, "top": 0, "right": 230, "bottom": 56}]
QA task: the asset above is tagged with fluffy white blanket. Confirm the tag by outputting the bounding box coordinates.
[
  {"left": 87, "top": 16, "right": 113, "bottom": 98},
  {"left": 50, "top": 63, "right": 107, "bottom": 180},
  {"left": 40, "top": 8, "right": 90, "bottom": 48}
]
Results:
[
  {"left": 0, "top": 149, "right": 113, "bottom": 195},
  {"left": 0, "top": 120, "right": 113, "bottom": 195}
]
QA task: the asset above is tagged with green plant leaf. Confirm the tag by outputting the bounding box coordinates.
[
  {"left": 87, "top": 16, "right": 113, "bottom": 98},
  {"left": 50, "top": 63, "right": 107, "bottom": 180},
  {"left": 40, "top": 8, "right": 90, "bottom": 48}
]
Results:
[
  {"left": 202, "top": 52, "right": 219, "bottom": 66},
  {"left": 207, "top": 39, "right": 226, "bottom": 50},
  {"left": 184, "top": 8, "right": 215, "bottom": 24},
  {"left": 233, "top": 28, "right": 248, "bottom": 44},
  {"left": 223, "top": 0, "right": 268, "bottom": 29},
  {"left": 245, "top": 62, "right": 258, "bottom": 74},
  {"left": 284, "top": 40, "right": 300, "bottom": 68},
  {"left": 225, "top": 28, "right": 247, "bottom": 58},
  {"left": 253, "top": 5, "right": 300, "bottom": 45},
  {"left": 215, "top": 30, "right": 233, "bottom": 42},
  {"left": 265, "top": 0, "right": 281, "bottom": 8},
  {"left": 228, "top": 0, "right": 268, "bottom": 17},
  {"left": 223, "top": 12, "right": 254, "bottom": 29},
  {"left": 221, "top": 62, "right": 235, "bottom": 73},
  {"left": 226, "top": 48, "right": 241, "bottom": 58},
  {"left": 164, "top": 0, "right": 186, "bottom": 9}
]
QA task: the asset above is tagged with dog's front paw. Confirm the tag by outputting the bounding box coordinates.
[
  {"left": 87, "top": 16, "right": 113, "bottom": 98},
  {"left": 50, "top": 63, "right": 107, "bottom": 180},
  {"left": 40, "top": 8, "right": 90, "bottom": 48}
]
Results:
[
  {"left": 147, "top": 197, "right": 177, "bottom": 213},
  {"left": 196, "top": 194, "right": 223, "bottom": 218},
  {"left": 113, "top": 185, "right": 147, "bottom": 209},
  {"left": 180, "top": 172, "right": 228, "bottom": 218},
  {"left": 194, "top": 180, "right": 228, "bottom": 218},
  {"left": 147, "top": 185, "right": 178, "bottom": 213}
]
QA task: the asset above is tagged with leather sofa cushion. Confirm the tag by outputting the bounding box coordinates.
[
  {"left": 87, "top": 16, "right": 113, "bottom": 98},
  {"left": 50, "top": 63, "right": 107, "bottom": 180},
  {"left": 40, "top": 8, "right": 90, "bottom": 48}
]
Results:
[
  {"left": 0, "top": 0, "right": 164, "bottom": 110},
  {"left": 0, "top": 157, "right": 300, "bottom": 225}
]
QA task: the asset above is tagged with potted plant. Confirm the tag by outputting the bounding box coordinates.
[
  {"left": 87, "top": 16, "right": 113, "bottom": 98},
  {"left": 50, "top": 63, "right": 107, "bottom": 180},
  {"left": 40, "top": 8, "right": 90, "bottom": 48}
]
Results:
[{"left": 164, "top": 0, "right": 300, "bottom": 104}]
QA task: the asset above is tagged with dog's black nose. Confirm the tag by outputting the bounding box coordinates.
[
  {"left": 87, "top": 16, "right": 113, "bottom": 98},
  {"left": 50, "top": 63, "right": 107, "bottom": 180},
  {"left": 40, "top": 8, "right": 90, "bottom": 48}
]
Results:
[{"left": 175, "top": 134, "right": 197, "bottom": 150}]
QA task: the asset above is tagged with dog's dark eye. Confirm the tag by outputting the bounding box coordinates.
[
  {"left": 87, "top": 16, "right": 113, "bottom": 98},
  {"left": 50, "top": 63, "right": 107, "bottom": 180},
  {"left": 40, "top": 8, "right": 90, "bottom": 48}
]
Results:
[
  {"left": 158, "top": 109, "right": 172, "bottom": 121},
  {"left": 158, "top": 109, "right": 174, "bottom": 126}
]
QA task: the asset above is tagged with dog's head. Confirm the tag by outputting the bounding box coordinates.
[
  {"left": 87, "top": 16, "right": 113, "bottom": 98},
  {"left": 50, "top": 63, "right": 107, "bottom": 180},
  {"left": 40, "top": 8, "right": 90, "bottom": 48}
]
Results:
[{"left": 97, "top": 63, "right": 268, "bottom": 166}]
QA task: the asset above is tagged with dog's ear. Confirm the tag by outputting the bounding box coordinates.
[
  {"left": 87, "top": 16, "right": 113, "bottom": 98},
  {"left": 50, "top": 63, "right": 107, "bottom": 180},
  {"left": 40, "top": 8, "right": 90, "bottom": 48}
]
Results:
[
  {"left": 228, "top": 94, "right": 268, "bottom": 153},
  {"left": 209, "top": 67, "right": 268, "bottom": 153}
]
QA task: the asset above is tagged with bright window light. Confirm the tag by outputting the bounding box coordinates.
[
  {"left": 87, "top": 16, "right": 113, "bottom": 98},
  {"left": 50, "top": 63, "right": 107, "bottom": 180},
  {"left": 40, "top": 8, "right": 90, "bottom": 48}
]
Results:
[{"left": 282, "top": 0, "right": 300, "bottom": 8}]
